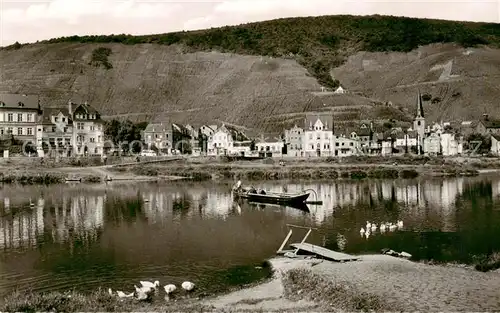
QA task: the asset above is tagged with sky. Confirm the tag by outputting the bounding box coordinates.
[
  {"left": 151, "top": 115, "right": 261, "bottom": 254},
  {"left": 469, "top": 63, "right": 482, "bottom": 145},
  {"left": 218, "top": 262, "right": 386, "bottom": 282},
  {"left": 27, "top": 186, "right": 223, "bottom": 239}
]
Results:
[{"left": 0, "top": 0, "right": 499, "bottom": 46}]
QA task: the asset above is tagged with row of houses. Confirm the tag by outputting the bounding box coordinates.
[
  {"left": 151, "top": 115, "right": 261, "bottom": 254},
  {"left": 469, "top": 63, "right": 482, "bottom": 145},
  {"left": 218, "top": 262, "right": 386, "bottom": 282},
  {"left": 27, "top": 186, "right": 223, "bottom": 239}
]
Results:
[
  {"left": 3, "top": 91, "right": 500, "bottom": 158},
  {"left": 0, "top": 94, "right": 104, "bottom": 157}
]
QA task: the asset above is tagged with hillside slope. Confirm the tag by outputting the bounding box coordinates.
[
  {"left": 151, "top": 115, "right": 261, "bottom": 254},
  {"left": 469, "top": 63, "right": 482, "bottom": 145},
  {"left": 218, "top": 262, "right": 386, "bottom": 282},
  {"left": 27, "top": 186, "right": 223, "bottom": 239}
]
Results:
[
  {"left": 1, "top": 14, "right": 500, "bottom": 131},
  {"left": 0, "top": 42, "right": 399, "bottom": 132},
  {"left": 333, "top": 43, "right": 500, "bottom": 122}
]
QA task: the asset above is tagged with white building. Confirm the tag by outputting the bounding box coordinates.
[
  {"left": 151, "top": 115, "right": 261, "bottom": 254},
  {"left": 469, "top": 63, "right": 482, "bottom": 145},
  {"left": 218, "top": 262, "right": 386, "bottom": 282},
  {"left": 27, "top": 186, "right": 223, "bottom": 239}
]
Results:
[
  {"left": 441, "top": 132, "right": 463, "bottom": 156},
  {"left": 71, "top": 102, "right": 105, "bottom": 156},
  {"left": 334, "top": 135, "right": 359, "bottom": 157},
  {"left": 303, "top": 113, "right": 334, "bottom": 157},
  {"left": 207, "top": 124, "right": 251, "bottom": 156},
  {"left": 255, "top": 137, "right": 284, "bottom": 158},
  {"left": 424, "top": 132, "right": 441, "bottom": 155},
  {"left": 491, "top": 135, "right": 500, "bottom": 156},
  {"left": 334, "top": 86, "right": 347, "bottom": 94}
]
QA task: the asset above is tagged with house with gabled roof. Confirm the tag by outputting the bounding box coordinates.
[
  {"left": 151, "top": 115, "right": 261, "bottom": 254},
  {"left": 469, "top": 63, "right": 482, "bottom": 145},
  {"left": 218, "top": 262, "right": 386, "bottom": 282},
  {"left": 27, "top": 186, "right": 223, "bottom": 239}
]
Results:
[
  {"left": 255, "top": 133, "right": 284, "bottom": 158},
  {"left": 481, "top": 114, "right": 500, "bottom": 136},
  {"left": 39, "top": 107, "right": 74, "bottom": 157},
  {"left": 207, "top": 124, "right": 252, "bottom": 156},
  {"left": 491, "top": 134, "right": 500, "bottom": 156},
  {"left": 70, "top": 101, "right": 105, "bottom": 156},
  {"left": 284, "top": 125, "right": 303, "bottom": 157},
  {"left": 198, "top": 124, "right": 217, "bottom": 155},
  {"left": 0, "top": 94, "right": 42, "bottom": 154},
  {"left": 303, "top": 113, "right": 334, "bottom": 157},
  {"left": 143, "top": 122, "right": 172, "bottom": 154}
]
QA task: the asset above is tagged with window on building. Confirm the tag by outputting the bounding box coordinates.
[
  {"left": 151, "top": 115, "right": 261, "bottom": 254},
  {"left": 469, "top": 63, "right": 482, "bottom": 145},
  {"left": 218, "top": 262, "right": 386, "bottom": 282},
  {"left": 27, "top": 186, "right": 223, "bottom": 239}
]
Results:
[
  {"left": 0, "top": 128, "right": 3, "bottom": 135},
  {"left": 55, "top": 117, "right": 58, "bottom": 122},
  {"left": 18, "top": 114, "right": 22, "bottom": 122},
  {"left": 7, "top": 127, "right": 12, "bottom": 134},
  {"left": 77, "top": 123, "right": 84, "bottom": 130},
  {"left": 90, "top": 138, "right": 95, "bottom": 142},
  {"left": 27, "top": 114, "right": 32, "bottom": 122},
  {"left": 18, "top": 128, "right": 23, "bottom": 135},
  {"left": 90, "top": 126, "right": 95, "bottom": 131},
  {"left": 27, "top": 128, "right": 33, "bottom": 135},
  {"left": 7, "top": 113, "right": 13, "bottom": 122},
  {"left": 52, "top": 127, "right": 56, "bottom": 132},
  {"left": 98, "top": 136, "right": 101, "bottom": 142}
]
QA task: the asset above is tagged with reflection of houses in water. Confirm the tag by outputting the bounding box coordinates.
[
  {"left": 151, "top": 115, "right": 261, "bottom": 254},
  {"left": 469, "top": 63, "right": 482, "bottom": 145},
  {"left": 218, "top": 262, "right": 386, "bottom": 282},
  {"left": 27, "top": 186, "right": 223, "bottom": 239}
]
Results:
[
  {"left": 492, "top": 180, "right": 500, "bottom": 199},
  {"left": 262, "top": 178, "right": 467, "bottom": 225},
  {"left": 204, "top": 190, "right": 232, "bottom": 217},
  {"left": 45, "top": 195, "right": 105, "bottom": 243},
  {"left": 0, "top": 197, "right": 44, "bottom": 249}
]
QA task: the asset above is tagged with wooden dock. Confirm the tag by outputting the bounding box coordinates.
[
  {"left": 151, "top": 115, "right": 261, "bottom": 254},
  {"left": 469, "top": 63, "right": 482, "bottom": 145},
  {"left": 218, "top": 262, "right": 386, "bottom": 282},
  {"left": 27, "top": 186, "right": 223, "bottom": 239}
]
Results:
[{"left": 289, "top": 243, "right": 359, "bottom": 262}]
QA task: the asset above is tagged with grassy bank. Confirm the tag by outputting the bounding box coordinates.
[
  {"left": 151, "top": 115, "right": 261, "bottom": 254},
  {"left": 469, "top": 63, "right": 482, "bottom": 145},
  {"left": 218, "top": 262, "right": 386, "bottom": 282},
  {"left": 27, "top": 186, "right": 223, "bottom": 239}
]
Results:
[
  {"left": 282, "top": 268, "right": 398, "bottom": 312},
  {"left": 112, "top": 162, "right": 480, "bottom": 182},
  {"left": 0, "top": 171, "right": 104, "bottom": 185},
  {"left": 0, "top": 289, "right": 209, "bottom": 312}
]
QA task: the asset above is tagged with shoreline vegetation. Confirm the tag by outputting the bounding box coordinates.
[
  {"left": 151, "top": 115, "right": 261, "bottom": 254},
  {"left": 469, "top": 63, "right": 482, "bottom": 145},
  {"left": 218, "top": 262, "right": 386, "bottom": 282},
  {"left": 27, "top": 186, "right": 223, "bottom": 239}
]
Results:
[
  {"left": 2, "top": 155, "right": 500, "bottom": 184},
  {"left": 2, "top": 255, "right": 500, "bottom": 312}
]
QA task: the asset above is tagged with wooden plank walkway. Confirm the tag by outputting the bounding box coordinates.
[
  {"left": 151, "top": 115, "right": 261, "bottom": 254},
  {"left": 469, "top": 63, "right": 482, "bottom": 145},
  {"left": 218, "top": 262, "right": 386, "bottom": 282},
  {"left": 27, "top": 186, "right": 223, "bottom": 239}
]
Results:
[{"left": 290, "top": 243, "right": 359, "bottom": 262}]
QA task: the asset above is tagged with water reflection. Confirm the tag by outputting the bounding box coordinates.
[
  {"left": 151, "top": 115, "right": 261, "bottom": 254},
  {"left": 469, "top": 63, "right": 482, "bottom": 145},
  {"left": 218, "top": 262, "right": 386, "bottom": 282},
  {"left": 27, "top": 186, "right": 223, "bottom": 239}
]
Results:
[{"left": 1, "top": 176, "right": 500, "bottom": 297}]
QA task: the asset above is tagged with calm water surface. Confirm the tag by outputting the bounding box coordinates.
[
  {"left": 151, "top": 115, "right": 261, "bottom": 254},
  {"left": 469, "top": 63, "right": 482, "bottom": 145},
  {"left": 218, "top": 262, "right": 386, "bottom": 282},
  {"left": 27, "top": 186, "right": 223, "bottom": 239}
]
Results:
[{"left": 1, "top": 176, "right": 500, "bottom": 298}]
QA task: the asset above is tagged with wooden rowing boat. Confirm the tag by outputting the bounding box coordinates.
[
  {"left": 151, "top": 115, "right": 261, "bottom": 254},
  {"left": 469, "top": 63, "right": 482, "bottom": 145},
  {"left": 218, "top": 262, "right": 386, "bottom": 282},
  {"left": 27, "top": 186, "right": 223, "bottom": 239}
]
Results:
[{"left": 234, "top": 190, "right": 310, "bottom": 206}]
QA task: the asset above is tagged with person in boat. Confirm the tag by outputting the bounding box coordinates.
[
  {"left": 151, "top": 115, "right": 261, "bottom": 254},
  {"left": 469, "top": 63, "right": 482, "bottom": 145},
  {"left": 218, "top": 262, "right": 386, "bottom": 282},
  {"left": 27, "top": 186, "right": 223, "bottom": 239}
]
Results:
[
  {"left": 232, "top": 180, "right": 243, "bottom": 192},
  {"left": 248, "top": 186, "right": 257, "bottom": 193},
  {"left": 259, "top": 189, "right": 266, "bottom": 195}
]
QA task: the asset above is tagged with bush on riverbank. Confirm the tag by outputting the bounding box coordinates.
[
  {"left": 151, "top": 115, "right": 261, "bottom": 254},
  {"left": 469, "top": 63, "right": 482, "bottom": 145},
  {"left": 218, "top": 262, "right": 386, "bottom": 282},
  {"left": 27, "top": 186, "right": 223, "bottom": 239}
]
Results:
[
  {"left": 474, "top": 252, "right": 500, "bottom": 272},
  {"left": 0, "top": 289, "right": 208, "bottom": 312},
  {"left": 124, "top": 165, "right": 429, "bottom": 181},
  {"left": 282, "top": 268, "right": 399, "bottom": 312},
  {"left": 0, "top": 172, "right": 65, "bottom": 184}
]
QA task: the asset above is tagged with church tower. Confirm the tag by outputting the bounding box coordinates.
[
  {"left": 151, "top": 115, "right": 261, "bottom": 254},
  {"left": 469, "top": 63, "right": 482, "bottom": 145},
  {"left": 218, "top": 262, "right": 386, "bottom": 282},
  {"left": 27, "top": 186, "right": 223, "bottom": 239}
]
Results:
[{"left": 413, "top": 90, "right": 426, "bottom": 154}]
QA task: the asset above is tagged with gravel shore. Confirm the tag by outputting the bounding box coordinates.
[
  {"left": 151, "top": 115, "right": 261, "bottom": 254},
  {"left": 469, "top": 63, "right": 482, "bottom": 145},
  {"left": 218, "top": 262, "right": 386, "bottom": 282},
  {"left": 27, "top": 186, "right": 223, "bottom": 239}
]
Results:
[{"left": 208, "top": 255, "right": 500, "bottom": 312}]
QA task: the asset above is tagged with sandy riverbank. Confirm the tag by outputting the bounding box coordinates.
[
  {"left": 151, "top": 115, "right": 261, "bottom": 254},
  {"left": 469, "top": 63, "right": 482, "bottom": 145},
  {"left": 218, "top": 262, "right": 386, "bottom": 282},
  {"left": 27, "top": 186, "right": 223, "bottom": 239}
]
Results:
[{"left": 3, "top": 255, "right": 500, "bottom": 312}]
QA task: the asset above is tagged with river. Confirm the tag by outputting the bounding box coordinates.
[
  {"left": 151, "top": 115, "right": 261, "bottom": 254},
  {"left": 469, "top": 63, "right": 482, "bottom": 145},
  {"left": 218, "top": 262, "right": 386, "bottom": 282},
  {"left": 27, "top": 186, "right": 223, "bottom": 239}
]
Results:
[{"left": 1, "top": 175, "right": 500, "bottom": 298}]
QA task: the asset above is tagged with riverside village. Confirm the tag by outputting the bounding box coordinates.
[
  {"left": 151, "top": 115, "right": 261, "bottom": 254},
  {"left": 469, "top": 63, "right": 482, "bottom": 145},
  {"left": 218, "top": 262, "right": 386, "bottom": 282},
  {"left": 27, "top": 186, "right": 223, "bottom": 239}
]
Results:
[
  {"left": 3, "top": 81, "right": 500, "bottom": 312},
  {"left": 0, "top": 91, "right": 499, "bottom": 159},
  {"left": 3, "top": 15, "right": 500, "bottom": 312}
]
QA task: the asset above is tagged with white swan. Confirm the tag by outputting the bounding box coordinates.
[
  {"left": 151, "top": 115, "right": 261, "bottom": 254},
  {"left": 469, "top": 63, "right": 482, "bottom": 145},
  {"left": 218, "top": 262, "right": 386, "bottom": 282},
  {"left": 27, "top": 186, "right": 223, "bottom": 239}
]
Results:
[
  {"left": 371, "top": 223, "right": 377, "bottom": 231},
  {"left": 108, "top": 288, "right": 113, "bottom": 296},
  {"left": 181, "top": 281, "right": 195, "bottom": 291},
  {"left": 140, "top": 280, "right": 160, "bottom": 289},
  {"left": 117, "top": 290, "right": 134, "bottom": 298},
  {"left": 360, "top": 227, "right": 365, "bottom": 234},
  {"left": 389, "top": 223, "right": 397, "bottom": 231},
  {"left": 366, "top": 221, "right": 371, "bottom": 229},
  {"left": 164, "top": 284, "right": 177, "bottom": 294},
  {"left": 379, "top": 223, "right": 386, "bottom": 232},
  {"left": 134, "top": 285, "right": 153, "bottom": 301},
  {"left": 397, "top": 220, "right": 404, "bottom": 228}
]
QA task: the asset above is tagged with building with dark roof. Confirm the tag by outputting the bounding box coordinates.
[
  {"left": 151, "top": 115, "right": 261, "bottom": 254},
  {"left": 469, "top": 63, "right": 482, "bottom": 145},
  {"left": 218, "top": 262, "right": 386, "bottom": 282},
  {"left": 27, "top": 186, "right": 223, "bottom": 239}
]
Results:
[
  {"left": 0, "top": 94, "right": 42, "bottom": 148},
  {"left": 143, "top": 122, "right": 172, "bottom": 154},
  {"left": 70, "top": 101, "right": 105, "bottom": 156},
  {"left": 303, "top": 112, "right": 334, "bottom": 157},
  {"left": 39, "top": 107, "right": 74, "bottom": 157}
]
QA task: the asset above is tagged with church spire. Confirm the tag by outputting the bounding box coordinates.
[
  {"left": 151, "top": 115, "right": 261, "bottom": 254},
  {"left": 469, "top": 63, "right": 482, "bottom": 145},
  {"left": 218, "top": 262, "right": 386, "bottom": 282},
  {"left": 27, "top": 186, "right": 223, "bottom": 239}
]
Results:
[{"left": 416, "top": 90, "right": 424, "bottom": 118}]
